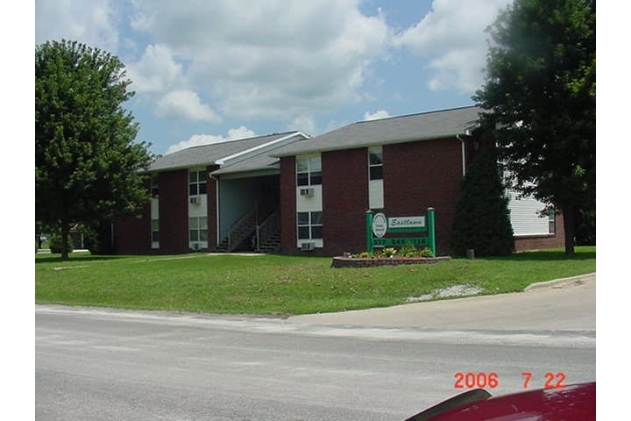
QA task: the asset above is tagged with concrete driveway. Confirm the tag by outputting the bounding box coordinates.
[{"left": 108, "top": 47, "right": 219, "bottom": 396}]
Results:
[{"left": 289, "top": 273, "right": 596, "bottom": 332}]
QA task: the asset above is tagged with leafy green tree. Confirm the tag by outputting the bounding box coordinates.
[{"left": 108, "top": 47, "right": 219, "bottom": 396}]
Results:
[
  {"left": 450, "top": 134, "right": 514, "bottom": 257},
  {"left": 36, "top": 40, "right": 153, "bottom": 260},
  {"left": 473, "top": 0, "right": 595, "bottom": 255}
]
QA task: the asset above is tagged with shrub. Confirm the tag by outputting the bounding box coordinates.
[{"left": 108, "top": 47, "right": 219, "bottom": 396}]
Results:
[
  {"left": 353, "top": 246, "right": 434, "bottom": 259},
  {"left": 48, "top": 234, "right": 74, "bottom": 254},
  {"left": 419, "top": 247, "right": 434, "bottom": 258},
  {"left": 379, "top": 247, "right": 397, "bottom": 258},
  {"left": 450, "top": 139, "right": 514, "bottom": 257},
  {"left": 83, "top": 223, "right": 116, "bottom": 255},
  {"left": 399, "top": 244, "right": 418, "bottom": 257}
]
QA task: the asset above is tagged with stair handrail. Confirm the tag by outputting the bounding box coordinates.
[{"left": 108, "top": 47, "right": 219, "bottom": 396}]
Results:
[
  {"left": 256, "top": 209, "right": 280, "bottom": 251},
  {"left": 227, "top": 208, "right": 257, "bottom": 251}
]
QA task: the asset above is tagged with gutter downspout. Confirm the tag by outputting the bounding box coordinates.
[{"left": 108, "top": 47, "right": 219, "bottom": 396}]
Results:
[
  {"left": 457, "top": 134, "right": 466, "bottom": 177},
  {"left": 457, "top": 129, "right": 472, "bottom": 177},
  {"left": 210, "top": 172, "right": 221, "bottom": 247}
]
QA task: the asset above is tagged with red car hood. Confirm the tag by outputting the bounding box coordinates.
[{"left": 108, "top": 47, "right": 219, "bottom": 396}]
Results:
[{"left": 405, "top": 382, "right": 595, "bottom": 421}]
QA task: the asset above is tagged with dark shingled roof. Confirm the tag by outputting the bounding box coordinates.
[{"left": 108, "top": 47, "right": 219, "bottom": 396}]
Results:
[
  {"left": 212, "top": 153, "right": 280, "bottom": 176},
  {"left": 272, "top": 106, "right": 482, "bottom": 157},
  {"left": 148, "top": 131, "right": 299, "bottom": 172},
  {"left": 213, "top": 132, "right": 315, "bottom": 176}
]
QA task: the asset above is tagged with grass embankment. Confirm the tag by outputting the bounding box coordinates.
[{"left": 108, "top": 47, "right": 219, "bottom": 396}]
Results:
[{"left": 35, "top": 247, "right": 595, "bottom": 315}]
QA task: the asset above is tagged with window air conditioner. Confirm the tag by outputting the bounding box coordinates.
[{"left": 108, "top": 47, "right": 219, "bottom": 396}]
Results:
[
  {"left": 192, "top": 243, "right": 200, "bottom": 250},
  {"left": 301, "top": 242, "right": 316, "bottom": 251},
  {"left": 190, "top": 196, "right": 200, "bottom": 204},
  {"left": 299, "top": 188, "right": 314, "bottom": 197}
]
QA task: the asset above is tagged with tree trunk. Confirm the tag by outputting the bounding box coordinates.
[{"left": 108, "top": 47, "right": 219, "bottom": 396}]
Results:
[
  {"left": 60, "top": 223, "right": 70, "bottom": 261},
  {"left": 562, "top": 204, "right": 575, "bottom": 255}
]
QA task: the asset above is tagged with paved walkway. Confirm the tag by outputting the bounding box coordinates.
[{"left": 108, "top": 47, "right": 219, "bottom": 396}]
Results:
[{"left": 289, "top": 273, "right": 596, "bottom": 331}]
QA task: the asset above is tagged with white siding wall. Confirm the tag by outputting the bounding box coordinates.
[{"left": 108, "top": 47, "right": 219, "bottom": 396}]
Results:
[
  {"left": 151, "top": 198, "right": 159, "bottom": 249},
  {"left": 296, "top": 185, "right": 323, "bottom": 248},
  {"left": 151, "top": 198, "right": 159, "bottom": 219},
  {"left": 508, "top": 192, "right": 550, "bottom": 236},
  {"left": 296, "top": 154, "right": 323, "bottom": 249},
  {"left": 188, "top": 194, "right": 208, "bottom": 249},
  {"left": 369, "top": 179, "right": 384, "bottom": 210},
  {"left": 296, "top": 185, "right": 322, "bottom": 212},
  {"left": 188, "top": 195, "right": 207, "bottom": 218}
]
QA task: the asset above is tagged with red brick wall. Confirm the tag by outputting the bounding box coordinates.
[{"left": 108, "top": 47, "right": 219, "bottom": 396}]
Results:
[
  {"left": 278, "top": 139, "right": 465, "bottom": 256},
  {"left": 115, "top": 197, "right": 152, "bottom": 254},
  {"left": 159, "top": 170, "right": 189, "bottom": 253},
  {"left": 514, "top": 212, "right": 566, "bottom": 251},
  {"left": 116, "top": 167, "right": 219, "bottom": 254},
  {"left": 383, "top": 137, "right": 464, "bottom": 256},
  {"left": 280, "top": 156, "right": 297, "bottom": 253},
  {"left": 115, "top": 176, "right": 152, "bottom": 254},
  {"left": 116, "top": 137, "right": 565, "bottom": 257},
  {"left": 321, "top": 148, "right": 369, "bottom": 256},
  {"left": 280, "top": 150, "right": 370, "bottom": 256}
]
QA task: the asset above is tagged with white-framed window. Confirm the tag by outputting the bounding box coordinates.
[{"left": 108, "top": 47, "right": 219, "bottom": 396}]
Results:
[
  {"left": 368, "top": 147, "right": 383, "bottom": 180},
  {"left": 296, "top": 156, "right": 322, "bottom": 186},
  {"left": 150, "top": 186, "right": 159, "bottom": 248},
  {"left": 189, "top": 217, "right": 208, "bottom": 243},
  {"left": 151, "top": 219, "right": 159, "bottom": 244},
  {"left": 368, "top": 146, "right": 384, "bottom": 210},
  {"left": 189, "top": 170, "right": 207, "bottom": 196},
  {"left": 297, "top": 211, "right": 323, "bottom": 240},
  {"left": 548, "top": 211, "right": 556, "bottom": 234},
  {"left": 151, "top": 174, "right": 159, "bottom": 197}
]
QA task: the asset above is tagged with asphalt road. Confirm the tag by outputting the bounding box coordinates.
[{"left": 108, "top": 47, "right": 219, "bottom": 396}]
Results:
[{"left": 35, "top": 274, "right": 596, "bottom": 420}]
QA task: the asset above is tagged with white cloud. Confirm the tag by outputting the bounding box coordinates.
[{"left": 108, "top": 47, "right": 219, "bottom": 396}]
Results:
[
  {"left": 393, "top": 0, "right": 512, "bottom": 93},
  {"left": 226, "top": 126, "right": 256, "bottom": 141},
  {"left": 35, "top": 0, "right": 118, "bottom": 52},
  {"left": 364, "top": 110, "right": 391, "bottom": 121},
  {"left": 35, "top": 0, "right": 513, "bottom": 148},
  {"left": 129, "top": 0, "right": 391, "bottom": 119},
  {"left": 287, "top": 115, "right": 317, "bottom": 137},
  {"left": 126, "top": 44, "right": 183, "bottom": 93},
  {"left": 35, "top": 0, "right": 395, "bottom": 127},
  {"left": 165, "top": 126, "right": 256, "bottom": 155},
  {"left": 155, "top": 90, "right": 222, "bottom": 123}
]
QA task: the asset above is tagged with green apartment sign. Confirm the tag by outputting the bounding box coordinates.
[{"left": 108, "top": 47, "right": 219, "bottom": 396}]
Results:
[{"left": 366, "top": 208, "right": 436, "bottom": 255}]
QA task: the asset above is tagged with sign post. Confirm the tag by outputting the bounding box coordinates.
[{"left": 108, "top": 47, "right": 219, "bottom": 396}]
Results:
[
  {"left": 365, "top": 211, "right": 374, "bottom": 253},
  {"left": 427, "top": 207, "right": 436, "bottom": 255}
]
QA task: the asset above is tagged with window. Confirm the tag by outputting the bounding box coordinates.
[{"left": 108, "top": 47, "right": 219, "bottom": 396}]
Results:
[
  {"left": 151, "top": 219, "right": 159, "bottom": 243},
  {"left": 297, "top": 212, "right": 323, "bottom": 240},
  {"left": 151, "top": 174, "right": 159, "bottom": 197},
  {"left": 368, "top": 147, "right": 383, "bottom": 180},
  {"left": 548, "top": 211, "right": 556, "bottom": 234},
  {"left": 189, "top": 217, "right": 208, "bottom": 242},
  {"left": 368, "top": 147, "right": 384, "bottom": 209},
  {"left": 189, "top": 170, "right": 207, "bottom": 196},
  {"left": 296, "top": 156, "right": 322, "bottom": 186}
]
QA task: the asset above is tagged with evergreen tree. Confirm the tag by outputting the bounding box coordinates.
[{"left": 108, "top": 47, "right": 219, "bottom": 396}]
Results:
[
  {"left": 36, "top": 40, "right": 153, "bottom": 260},
  {"left": 450, "top": 136, "right": 514, "bottom": 257}
]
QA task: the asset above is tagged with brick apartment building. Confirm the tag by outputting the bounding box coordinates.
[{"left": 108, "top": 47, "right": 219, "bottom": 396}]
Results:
[
  {"left": 115, "top": 106, "right": 564, "bottom": 256},
  {"left": 115, "top": 131, "right": 310, "bottom": 254}
]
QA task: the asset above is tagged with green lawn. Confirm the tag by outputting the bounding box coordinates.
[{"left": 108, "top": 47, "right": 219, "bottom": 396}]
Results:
[{"left": 35, "top": 247, "right": 596, "bottom": 315}]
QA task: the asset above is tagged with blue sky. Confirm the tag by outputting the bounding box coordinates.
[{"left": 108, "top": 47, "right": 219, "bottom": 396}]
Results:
[{"left": 35, "top": 0, "right": 513, "bottom": 156}]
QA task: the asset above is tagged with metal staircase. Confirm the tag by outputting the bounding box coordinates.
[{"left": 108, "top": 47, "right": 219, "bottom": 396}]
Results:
[
  {"left": 215, "top": 208, "right": 280, "bottom": 253},
  {"left": 254, "top": 210, "right": 281, "bottom": 253}
]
